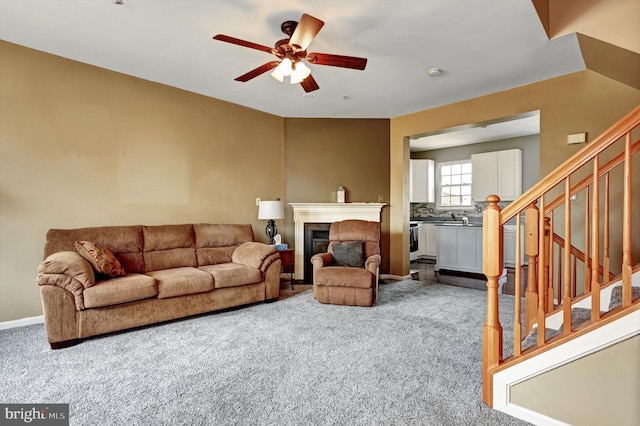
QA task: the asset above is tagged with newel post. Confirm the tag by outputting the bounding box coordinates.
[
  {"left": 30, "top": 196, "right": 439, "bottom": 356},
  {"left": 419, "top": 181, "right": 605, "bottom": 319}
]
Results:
[{"left": 482, "top": 195, "right": 503, "bottom": 406}]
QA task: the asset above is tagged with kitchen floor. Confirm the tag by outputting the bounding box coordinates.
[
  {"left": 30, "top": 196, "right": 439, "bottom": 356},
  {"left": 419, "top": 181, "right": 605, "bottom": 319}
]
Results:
[
  {"left": 410, "top": 258, "right": 487, "bottom": 291},
  {"left": 409, "top": 258, "right": 525, "bottom": 295}
]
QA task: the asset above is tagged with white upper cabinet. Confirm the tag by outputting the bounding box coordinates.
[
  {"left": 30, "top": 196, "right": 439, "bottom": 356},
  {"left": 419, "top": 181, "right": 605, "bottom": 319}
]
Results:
[
  {"left": 470, "top": 152, "right": 497, "bottom": 202},
  {"left": 471, "top": 149, "right": 522, "bottom": 202},
  {"left": 410, "top": 159, "right": 435, "bottom": 203},
  {"left": 497, "top": 149, "right": 523, "bottom": 200}
]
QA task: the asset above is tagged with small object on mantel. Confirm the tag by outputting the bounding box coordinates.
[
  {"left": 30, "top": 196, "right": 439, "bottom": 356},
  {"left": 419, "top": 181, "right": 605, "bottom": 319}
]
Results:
[{"left": 337, "top": 186, "right": 346, "bottom": 203}]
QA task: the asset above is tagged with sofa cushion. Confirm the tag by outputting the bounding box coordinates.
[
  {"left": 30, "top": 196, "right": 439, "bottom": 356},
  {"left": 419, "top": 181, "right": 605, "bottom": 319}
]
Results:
[
  {"left": 75, "top": 241, "right": 127, "bottom": 278},
  {"left": 196, "top": 246, "right": 237, "bottom": 266},
  {"left": 194, "top": 224, "right": 254, "bottom": 266},
  {"left": 44, "top": 226, "right": 144, "bottom": 273},
  {"left": 146, "top": 267, "right": 214, "bottom": 299},
  {"left": 329, "top": 220, "right": 381, "bottom": 259},
  {"left": 199, "top": 264, "right": 262, "bottom": 289},
  {"left": 143, "top": 225, "right": 196, "bottom": 271},
  {"left": 83, "top": 273, "right": 158, "bottom": 309},
  {"left": 314, "top": 267, "right": 374, "bottom": 289},
  {"left": 194, "top": 223, "right": 254, "bottom": 248}
]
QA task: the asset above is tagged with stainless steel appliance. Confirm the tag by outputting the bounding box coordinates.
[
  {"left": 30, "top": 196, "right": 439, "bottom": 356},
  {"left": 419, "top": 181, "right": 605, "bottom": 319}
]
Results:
[{"left": 409, "top": 221, "right": 419, "bottom": 261}]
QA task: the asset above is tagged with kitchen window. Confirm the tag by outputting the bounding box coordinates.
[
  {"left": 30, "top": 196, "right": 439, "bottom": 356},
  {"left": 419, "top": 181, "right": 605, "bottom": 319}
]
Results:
[{"left": 437, "top": 160, "right": 473, "bottom": 208}]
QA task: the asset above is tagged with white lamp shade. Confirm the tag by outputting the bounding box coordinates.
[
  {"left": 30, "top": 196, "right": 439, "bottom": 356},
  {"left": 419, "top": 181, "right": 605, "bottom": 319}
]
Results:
[
  {"left": 270, "top": 58, "right": 293, "bottom": 82},
  {"left": 290, "top": 62, "right": 311, "bottom": 84},
  {"left": 258, "top": 200, "right": 285, "bottom": 220}
]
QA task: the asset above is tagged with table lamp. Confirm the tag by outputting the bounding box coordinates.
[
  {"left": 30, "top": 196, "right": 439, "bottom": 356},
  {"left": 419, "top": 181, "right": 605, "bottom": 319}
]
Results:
[{"left": 258, "top": 199, "right": 285, "bottom": 245}]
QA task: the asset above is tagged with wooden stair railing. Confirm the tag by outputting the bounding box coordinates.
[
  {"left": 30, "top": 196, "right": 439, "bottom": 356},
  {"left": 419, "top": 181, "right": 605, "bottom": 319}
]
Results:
[
  {"left": 550, "top": 232, "right": 615, "bottom": 303},
  {"left": 482, "top": 105, "right": 640, "bottom": 406}
]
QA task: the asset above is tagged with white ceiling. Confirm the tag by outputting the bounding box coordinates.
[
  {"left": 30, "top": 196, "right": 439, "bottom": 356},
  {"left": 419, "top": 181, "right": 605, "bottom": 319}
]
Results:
[{"left": 0, "top": 0, "right": 586, "bottom": 121}]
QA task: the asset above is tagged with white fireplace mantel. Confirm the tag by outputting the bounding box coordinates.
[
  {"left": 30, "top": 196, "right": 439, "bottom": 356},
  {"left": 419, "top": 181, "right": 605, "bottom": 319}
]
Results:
[{"left": 289, "top": 203, "right": 386, "bottom": 280}]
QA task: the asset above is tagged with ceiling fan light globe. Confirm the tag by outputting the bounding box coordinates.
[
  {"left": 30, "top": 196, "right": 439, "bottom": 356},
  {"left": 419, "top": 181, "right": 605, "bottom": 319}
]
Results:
[
  {"left": 270, "top": 68, "right": 285, "bottom": 82},
  {"left": 270, "top": 58, "right": 293, "bottom": 82},
  {"left": 279, "top": 58, "right": 293, "bottom": 76},
  {"left": 290, "top": 62, "right": 311, "bottom": 84}
]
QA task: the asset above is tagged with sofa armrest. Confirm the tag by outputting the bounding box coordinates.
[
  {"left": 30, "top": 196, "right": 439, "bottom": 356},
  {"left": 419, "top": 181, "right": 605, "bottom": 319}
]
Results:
[
  {"left": 311, "top": 252, "right": 334, "bottom": 276},
  {"left": 365, "top": 254, "right": 381, "bottom": 275},
  {"left": 36, "top": 251, "right": 93, "bottom": 310},
  {"left": 231, "top": 242, "right": 277, "bottom": 270},
  {"left": 311, "top": 252, "right": 333, "bottom": 267}
]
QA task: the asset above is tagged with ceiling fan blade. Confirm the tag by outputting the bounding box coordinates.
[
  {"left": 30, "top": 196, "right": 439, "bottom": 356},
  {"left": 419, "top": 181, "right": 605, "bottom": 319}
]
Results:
[
  {"left": 307, "top": 52, "right": 367, "bottom": 70},
  {"left": 213, "top": 34, "right": 275, "bottom": 54},
  {"left": 234, "top": 61, "right": 281, "bottom": 82},
  {"left": 289, "top": 14, "right": 324, "bottom": 50},
  {"left": 300, "top": 74, "right": 319, "bottom": 93}
]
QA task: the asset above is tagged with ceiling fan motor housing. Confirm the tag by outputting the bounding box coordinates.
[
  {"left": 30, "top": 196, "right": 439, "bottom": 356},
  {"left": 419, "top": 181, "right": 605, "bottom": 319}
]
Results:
[{"left": 280, "top": 20, "right": 298, "bottom": 37}]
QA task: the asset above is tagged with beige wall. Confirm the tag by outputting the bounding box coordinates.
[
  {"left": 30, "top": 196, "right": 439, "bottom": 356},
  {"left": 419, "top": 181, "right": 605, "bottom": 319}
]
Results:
[
  {"left": 550, "top": 0, "right": 640, "bottom": 54},
  {"left": 389, "top": 70, "right": 640, "bottom": 277},
  {"left": 0, "top": 41, "right": 393, "bottom": 322},
  {"left": 0, "top": 41, "right": 284, "bottom": 321},
  {"left": 511, "top": 334, "right": 640, "bottom": 426},
  {"left": 283, "top": 118, "right": 391, "bottom": 273}
]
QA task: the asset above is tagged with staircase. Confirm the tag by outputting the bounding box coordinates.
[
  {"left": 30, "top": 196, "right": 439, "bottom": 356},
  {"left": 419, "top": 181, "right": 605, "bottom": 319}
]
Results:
[{"left": 481, "top": 105, "right": 640, "bottom": 424}]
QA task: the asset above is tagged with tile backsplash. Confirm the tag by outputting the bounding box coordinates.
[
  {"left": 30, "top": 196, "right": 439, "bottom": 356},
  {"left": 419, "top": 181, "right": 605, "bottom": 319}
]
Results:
[{"left": 410, "top": 201, "right": 513, "bottom": 220}]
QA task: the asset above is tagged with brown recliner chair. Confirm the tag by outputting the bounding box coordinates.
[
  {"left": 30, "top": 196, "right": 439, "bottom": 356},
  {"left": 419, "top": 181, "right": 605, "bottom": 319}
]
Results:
[{"left": 311, "top": 220, "right": 381, "bottom": 307}]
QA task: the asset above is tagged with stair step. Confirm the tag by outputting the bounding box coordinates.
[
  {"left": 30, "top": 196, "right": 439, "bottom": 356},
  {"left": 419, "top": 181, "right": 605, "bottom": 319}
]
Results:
[
  {"left": 608, "top": 285, "right": 640, "bottom": 310},
  {"left": 522, "top": 327, "right": 561, "bottom": 351},
  {"left": 521, "top": 285, "right": 639, "bottom": 351}
]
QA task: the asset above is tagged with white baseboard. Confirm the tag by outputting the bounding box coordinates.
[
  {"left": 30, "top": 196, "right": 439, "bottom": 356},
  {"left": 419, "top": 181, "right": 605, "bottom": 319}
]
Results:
[
  {"left": 0, "top": 315, "right": 44, "bottom": 330},
  {"left": 499, "top": 403, "right": 571, "bottom": 426}
]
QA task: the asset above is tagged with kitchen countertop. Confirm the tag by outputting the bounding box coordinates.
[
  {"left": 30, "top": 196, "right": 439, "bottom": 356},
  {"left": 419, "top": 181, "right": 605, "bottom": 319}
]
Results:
[{"left": 411, "top": 218, "right": 483, "bottom": 227}]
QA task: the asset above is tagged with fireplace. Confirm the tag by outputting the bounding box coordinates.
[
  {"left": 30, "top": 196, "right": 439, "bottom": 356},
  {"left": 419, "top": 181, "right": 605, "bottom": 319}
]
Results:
[
  {"left": 290, "top": 203, "right": 385, "bottom": 282},
  {"left": 303, "top": 223, "right": 331, "bottom": 284}
]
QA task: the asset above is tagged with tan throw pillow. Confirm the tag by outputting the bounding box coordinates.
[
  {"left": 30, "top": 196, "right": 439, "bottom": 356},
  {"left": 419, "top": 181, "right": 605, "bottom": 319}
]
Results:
[{"left": 75, "top": 240, "right": 126, "bottom": 278}]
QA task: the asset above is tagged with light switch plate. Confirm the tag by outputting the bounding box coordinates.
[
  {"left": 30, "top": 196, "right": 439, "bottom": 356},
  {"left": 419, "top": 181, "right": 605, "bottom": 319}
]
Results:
[{"left": 567, "top": 132, "right": 587, "bottom": 144}]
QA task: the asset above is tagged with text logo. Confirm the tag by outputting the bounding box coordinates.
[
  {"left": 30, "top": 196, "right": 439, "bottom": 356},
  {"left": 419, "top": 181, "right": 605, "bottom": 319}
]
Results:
[{"left": 1, "top": 404, "right": 69, "bottom": 425}]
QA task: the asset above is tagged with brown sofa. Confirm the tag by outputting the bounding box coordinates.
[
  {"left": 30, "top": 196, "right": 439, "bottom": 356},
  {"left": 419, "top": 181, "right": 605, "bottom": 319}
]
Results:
[{"left": 36, "top": 223, "right": 281, "bottom": 349}]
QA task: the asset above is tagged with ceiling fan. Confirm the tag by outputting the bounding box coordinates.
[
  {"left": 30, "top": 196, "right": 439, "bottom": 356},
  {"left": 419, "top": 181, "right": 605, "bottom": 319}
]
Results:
[{"left": 213, "top": 13, "right": 367, "bottom": 93}]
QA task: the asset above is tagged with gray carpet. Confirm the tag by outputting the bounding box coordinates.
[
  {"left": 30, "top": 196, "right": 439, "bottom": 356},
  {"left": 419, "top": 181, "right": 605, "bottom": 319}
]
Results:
[{"left": 1, "top": 280, "right": 530, "bottom": 425}]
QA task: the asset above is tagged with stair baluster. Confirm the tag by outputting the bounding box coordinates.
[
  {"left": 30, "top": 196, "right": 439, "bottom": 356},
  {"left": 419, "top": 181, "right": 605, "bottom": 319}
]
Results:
[
  {"left": 603, "top": 173, "right": 610, "bottom": 280},
  {"left": 537, "top": 196, "right": 547, "bottom": 346},
  {"left": 622, "top": 133, "right": 633, "bottom": 307},
  {"left": 513, "top": 213, "right": 523, "bottom": 357},
  {"left": 524, "top": 202, "right": 539, "bottom": 334},
  {"left": 563, "top": 178, "right": 572, "bottom": 334},
  {"left": 591, "top": 155, "right": 601, "bottom": 321}
]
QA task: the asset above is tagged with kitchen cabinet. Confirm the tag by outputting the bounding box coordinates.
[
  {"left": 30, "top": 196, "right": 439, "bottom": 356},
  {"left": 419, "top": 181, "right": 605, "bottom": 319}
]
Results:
[
  {"left": 471, "top": 149, "right": 522, "bottom": 201},
  {"left": 424, "top": 223, "right": 437, "bottom": 257},
  {"left": 417, "top": 222, "right": 437, "bottom": 258},
  {"left": 410, "top": 159, "right": 435, "bottom": 203},
  {"left": 435, "top": 225, "right": 483, "bottom": 274},
  {"left": 503, "top": 224, "right": 526, "bottom": 267},
  {"left": 417, "top": 223, "right": 426, "bottom": 257}
]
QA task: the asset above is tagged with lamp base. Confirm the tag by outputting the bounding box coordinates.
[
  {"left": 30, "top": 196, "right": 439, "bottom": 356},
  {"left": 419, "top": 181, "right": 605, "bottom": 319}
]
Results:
[{"left": 265, "top": 220, "right": 277, "bottom": 245}]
